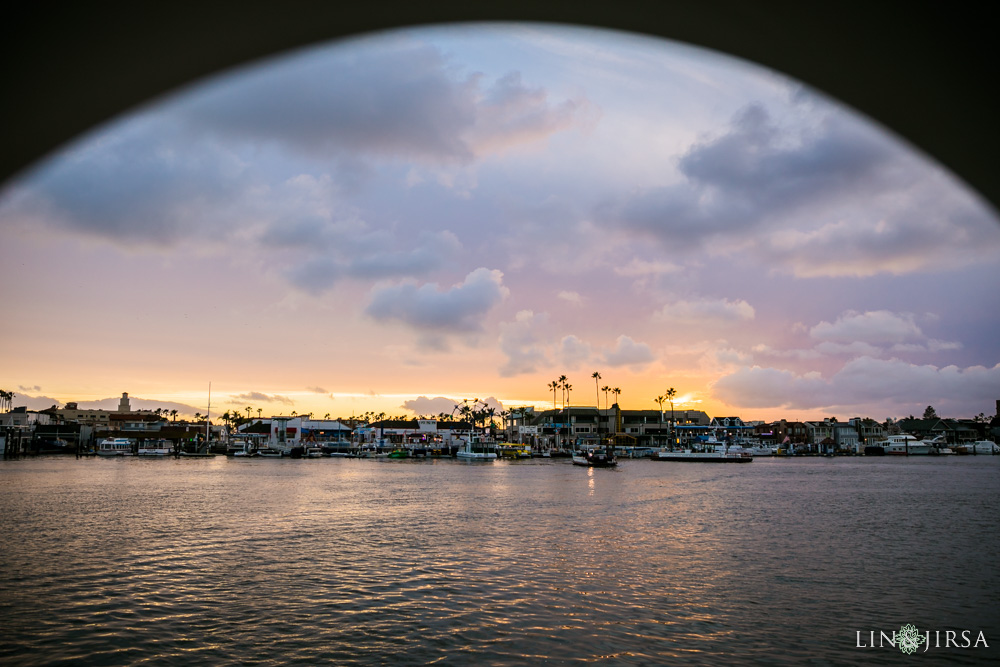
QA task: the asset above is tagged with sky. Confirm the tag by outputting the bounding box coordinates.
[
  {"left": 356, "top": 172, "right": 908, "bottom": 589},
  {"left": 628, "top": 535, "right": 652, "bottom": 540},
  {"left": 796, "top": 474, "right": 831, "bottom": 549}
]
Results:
[{"left": 1, "top": 23, "right": 999, "bottom": 423}]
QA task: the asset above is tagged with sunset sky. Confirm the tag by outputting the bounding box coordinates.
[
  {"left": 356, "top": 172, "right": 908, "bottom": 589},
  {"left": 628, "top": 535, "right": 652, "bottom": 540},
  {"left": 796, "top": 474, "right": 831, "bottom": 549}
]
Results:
[{"left": 2, "top": 23, "right": 998, "bottom": 422}]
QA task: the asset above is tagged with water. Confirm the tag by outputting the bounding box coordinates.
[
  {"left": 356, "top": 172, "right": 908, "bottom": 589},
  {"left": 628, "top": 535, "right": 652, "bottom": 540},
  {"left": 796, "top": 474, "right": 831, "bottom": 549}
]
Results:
[{"left": 1, "top": 455, "right": 997, "bottom": 665}]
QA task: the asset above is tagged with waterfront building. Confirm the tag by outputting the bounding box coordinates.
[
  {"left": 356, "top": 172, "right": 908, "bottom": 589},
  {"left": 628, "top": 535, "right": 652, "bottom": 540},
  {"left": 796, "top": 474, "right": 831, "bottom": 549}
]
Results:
[
  {"left": 1, "top": 406, "right": 52, "bottom": 428},
  {"left": 522, "top": 406, "right": 710, "bottom": 450},
  {"left": 850, "top": 417, "right": 884, "bottom": 450}
]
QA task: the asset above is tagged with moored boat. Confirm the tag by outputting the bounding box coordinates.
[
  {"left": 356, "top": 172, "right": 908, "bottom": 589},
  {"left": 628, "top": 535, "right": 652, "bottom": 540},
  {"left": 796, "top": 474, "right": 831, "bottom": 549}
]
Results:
[
  {"left": 652, "top": 437, "right": 752, "bottom": 462},
  {"left": 137, "top": 439, "right": 173, "bottom": 456},
  {"left": 497, "top": 442, "right": 532, "bottom": 459},
  {"left": 879, "top": 434, "right": 933, "bottom": 455},
  {"left": 456, "top": 434, "right": 497, "bottom": 461},
  {"left": 969, "top": 440, "right": 999, "bottom": 455},
  {"left": 97, "top": 437, "right": 134, "bottom": 456}
]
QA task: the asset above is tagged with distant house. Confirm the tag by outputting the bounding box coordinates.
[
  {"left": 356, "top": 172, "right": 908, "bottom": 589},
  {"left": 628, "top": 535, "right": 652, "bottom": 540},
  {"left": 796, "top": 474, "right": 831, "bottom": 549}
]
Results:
[{"left": 896, "top": 418, "right": 977, "bottom": 444}]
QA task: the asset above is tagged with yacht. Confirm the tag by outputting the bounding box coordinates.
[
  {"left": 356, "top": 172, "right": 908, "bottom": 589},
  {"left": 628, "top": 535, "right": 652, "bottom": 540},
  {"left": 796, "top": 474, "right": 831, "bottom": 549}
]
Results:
[
  {"left": 652, "top": 437, "right": 752, "bottom": 462},
  {"left": 97, "top": 437, "right": 134, "bottom": 456},
  {"left": 456, "top": 434, "right": 497, "bottom": 461},
  {"left": 137, "top": 439, "right": 173, "bottom": 456},
  {"left": 879, "top": 434, "right": 933, "bottom": 455}
]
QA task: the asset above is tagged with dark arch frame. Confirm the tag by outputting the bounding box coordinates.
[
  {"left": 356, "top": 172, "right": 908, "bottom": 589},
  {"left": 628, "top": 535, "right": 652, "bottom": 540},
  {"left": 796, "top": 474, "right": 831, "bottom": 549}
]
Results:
[{"left": 3, "top": 1, "right": 997, "bottom": 214}]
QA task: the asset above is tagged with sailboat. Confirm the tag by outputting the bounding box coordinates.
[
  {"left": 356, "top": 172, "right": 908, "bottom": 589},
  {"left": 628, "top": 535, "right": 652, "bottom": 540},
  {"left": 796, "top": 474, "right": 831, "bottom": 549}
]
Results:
[{"left": 180, "top": 382, "right": 217, "bottom": 457}]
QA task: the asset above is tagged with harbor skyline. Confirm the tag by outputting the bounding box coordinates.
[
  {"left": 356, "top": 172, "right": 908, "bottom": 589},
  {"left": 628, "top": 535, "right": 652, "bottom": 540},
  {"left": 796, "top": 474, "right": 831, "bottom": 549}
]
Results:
[{"left": 2, "top": 23, "right": 999, "bottom": 422}]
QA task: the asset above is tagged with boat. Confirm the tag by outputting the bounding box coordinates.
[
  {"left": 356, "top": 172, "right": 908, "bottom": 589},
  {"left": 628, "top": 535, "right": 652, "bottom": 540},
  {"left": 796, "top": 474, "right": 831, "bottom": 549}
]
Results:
[
  {"left": 969, "top": 440, "right": 999, "bottom": 455},
  {"left": 497, "top": 442, "right": 532, "bottom": 459},
  {"left": 456, "top": 434, "right": 497, "bottom": 461},
  {"left": 571, "top": 445, "right": 617, "bottom": 467},
  {"left": 97, "top": 437, "right": 135, "bottom": 456},
  {"left": 137, "top": 439, "right": 173, "bottom": 456},
  {"left": 652, "top": 437, "right": 752, "bottom": 462},
  {"left": 386, "top": 446, "right": 410, "bottom": 459},
  {"left": 257, "top": 447, "right": 284, "bottom": 458},
  {"left": 879, "top": 434, "right": 933, "bottom": 455},
  {"left": 305, "top": 446, "right": 325, "bottom": 458},
  {"left": 745, "top": 444, "right": 776, "bottom": 456}
]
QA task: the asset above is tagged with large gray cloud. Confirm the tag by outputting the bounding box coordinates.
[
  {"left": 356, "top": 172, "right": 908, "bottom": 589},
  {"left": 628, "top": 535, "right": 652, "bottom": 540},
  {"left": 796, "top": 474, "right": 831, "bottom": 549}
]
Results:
[
  {"left": 177, "top": 42, "right": 582, "bottom": 163},
  {"left": 713, "top": 358, "right": 1000, "bottom": 417},
  {"left": 365, "top": 267, "right": 509, "bottom": 334},
  {"left": 604, "top": 103, "right": 1000, "bottom": 276},
  {"left": 400, "top": 396, "right": 462, "bottom": 416}
]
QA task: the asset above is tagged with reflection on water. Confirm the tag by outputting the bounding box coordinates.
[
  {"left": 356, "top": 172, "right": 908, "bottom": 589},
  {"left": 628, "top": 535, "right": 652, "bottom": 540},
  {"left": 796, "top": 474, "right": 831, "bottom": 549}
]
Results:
[{"left": 1, "top": 456, "right": 997, "bottom": 665}]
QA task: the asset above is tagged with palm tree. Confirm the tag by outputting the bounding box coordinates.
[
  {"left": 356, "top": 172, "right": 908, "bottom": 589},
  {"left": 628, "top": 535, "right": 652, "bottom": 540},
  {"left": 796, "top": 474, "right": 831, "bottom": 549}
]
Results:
[
  {"left": 245, "top": 406, "right": 252, "bottom": 421},
  {"left": 549, "top": 380, "right": 559, "bottom": 411},
  {"left": 591, "top": 372, "right": 602, "bottom": 433},
  {"left": 665, "top": 387, "right": 677, "bottom": 443},
  {"left": 170, "top": 409, "right": 178, "bottom": 422},
  {"left": 324, "top": 413, "right": 331, "bottom": 420},
  {"left": 557, "top": 375, "right": 568, "bottom": 408},
  {"left": 257, "top": 408, "right": 263, "bottom": 419},
  {"left": 654, "top": 395, "right": 666, "bottom": 447}
]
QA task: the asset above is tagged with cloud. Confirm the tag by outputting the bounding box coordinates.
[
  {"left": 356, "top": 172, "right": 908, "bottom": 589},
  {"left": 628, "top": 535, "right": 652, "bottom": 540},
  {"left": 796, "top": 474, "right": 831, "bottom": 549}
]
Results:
[
  {"left": 613, "top": 258, "right": 684, "bottom": 277},
  {"left": 498, "top": 310, "right": 549, "bottom": 377},
  {"left": 285, "top": 229, "right": 462, "bottom": 294},
  {"left": 18, "top": 385, "right": 42, "bottom": 392},
  {"left": 558, "top": 334, "right": 593, "bottom": 368},
  {"left": 557, "top": 290, "right": 582, "bottom": 305},
  {"left": 805, "top": 310, "right": 961, "bottom": 356},
  {"left": 602, "top": 103, "right": 1000, "bottom": 276},
  {"left": 365, "top": 267, "right": 509, "bottom": 334},
  {"left": 602, "top": 335, "right": 655, "bottom": 368},
  {"left": 6, "top": 393, "right": 68, "bottom": 411},
  {"left": 401, "top": 395, "right": 461, "bottom": 416},
  {"left": 306, "top": 386, "right": 328, "bottom": 394},
  {"left": 712, "top": 358, "right": 1000, "bottom": 416},
  {"left": 179, "top": 42, "right": 583, "bottom": 163},
  {"left": 229, "top": 392, "right": 294, "bottom": 405},
  {"left": 656, "top": 298, "right": 755, "bottom": 324},
  {"left": 810, "top": 310, "right": 922, "bottom": 345}
]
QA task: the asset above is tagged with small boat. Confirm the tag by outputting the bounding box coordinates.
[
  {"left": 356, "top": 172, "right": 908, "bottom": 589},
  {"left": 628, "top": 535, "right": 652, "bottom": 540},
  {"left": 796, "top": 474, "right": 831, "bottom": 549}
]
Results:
[
  {"left": 571, "top": 446, "right": 617, "bottom": 467},
  {"left": 386, "top": 447, "right": 410, "bottom": 459},
  {"left": 879, "top": 434, "right": 933, "bottom": 455},
  {"left": 652, "top": 437, "right": 752, "bottom": 462},
  {"left": 969, "top": 440, "right": 999, "bottom": 455},
  {"left": 305, "top": 447, "right": 325, "bottom": 458},
  {"left": 137, "top": 439, "right": 173, "bottom": 456},
  {"left": 456, "top": 434, "right": 497, "bottom": 461},
  {"left": 257, "top": 447, "right": 284, "bottom": 458},
  {"left": 497, "top": 442, "right": 532, "bottom": 459},
  {"left": 97, "top": 437, "right": 135, "bottom": 456}
]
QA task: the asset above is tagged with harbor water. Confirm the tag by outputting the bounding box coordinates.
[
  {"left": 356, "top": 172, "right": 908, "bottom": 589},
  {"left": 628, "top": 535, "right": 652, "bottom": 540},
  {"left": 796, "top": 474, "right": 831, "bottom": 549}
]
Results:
[{"left": 1, "top": 455, "right": 997, "bottom": 665}]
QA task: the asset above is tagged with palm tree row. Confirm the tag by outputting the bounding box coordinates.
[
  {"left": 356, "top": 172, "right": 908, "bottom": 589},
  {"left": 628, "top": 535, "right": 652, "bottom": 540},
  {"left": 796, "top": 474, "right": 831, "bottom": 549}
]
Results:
[
  {"left": 0, "top": 389, "right": 15, "bottom": 413},
  {"left": 544, "top": 373, "right": 626, "bottom": 435}
]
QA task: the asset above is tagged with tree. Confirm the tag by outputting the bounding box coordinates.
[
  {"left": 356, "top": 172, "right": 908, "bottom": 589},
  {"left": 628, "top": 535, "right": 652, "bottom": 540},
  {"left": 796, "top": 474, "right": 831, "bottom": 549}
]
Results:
[
  {"left": 592, "top": 371, "right": 602, "bottom": 433},
  {"left": 549, "top": 380, "right": 559, "bottom": 411},
  {"left": 665, "top": 387, "right": 677, "bottom": 433},
  {"left": 923, "top": 405, "right": 938, "bottom": 420},
  {"left": 170, "top": 409, "right": 178, "bottom": 422},
  {"left": 654, "top": 395, "right": 666, "bottom": 446}
]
